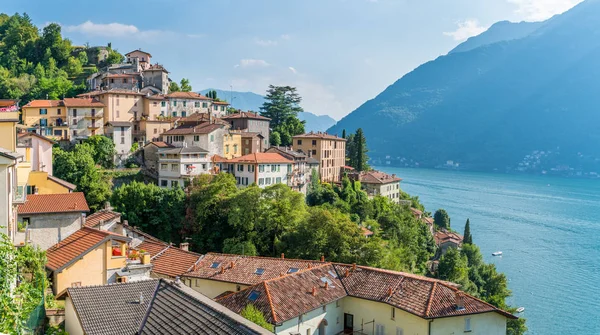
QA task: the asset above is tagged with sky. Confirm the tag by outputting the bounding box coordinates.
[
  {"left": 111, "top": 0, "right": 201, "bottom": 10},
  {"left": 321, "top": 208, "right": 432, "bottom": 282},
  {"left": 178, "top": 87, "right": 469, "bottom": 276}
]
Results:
[{"left": 9, "top": 0, "right": 583, "bottom": 119}]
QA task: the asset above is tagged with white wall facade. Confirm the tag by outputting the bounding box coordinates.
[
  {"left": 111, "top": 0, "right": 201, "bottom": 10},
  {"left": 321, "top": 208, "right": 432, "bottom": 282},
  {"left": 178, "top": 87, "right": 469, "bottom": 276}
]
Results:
[
  {"left": 275, "top": 300, "right": 344, "bottom": 335},
  {"left": 430, "top": 311, "right": 507, "bottom": 335},
  {"left": 64, "top": 296, "right": 84, "bottom": 335}
]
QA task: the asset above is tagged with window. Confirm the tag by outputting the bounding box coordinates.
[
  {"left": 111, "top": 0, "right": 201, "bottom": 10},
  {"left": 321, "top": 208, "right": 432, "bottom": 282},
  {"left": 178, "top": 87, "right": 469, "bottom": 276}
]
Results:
[
  {"left": 323, "top": 305, "right": 326, "bottom": 312},
  {"left": 120, "top": 137, "right": 125, "bottom": 144},
  {"left": 259, "top": 165, "right": 264, "bottom": 172},
  {"left": 210, "top": 134, "right": 214, "bottom": 142},
  {"left": 336, "top": 300, "right": 340, "bottom": 308},
  {"left": 154, "top": 128, "right": 158, "bottom": 134},
  {"left": 312, "top": 140, "right": 317, "bottom": 146},
  {"left": 297, "top": 139, "right": 302, "bottom": 145},
  {"left": 287, "top": 268, "right": 299, "bottom": 274},
  {"left": 221, "top": 106, "right": 225, "bottom": 111},
  {"left": 73, "top": 130, "right": 78, "bottom": 137},
  {"left": 171, "top": 164, "right": 178, "bottom": 171},
  {"left": 173, "top": 101, "right": 177, "bottom": 106},
  {"left": 202, "top": 163, "right": 206, "bottom": 169},
  {"left": 160, "top": 179, "right": 167, "bottom": 186},
  {"left": 226, "top": 145, "right": 230, "bottom": 154},
  {"left": 39, "top": 108, "right": 47, "bottom": 115},
  {"left": 396, "top": 327, "right": 404, "bottom": 335},
  {"left": 266, "top": 177, "right": 271, "bottom": 185},
  {"left": 255, "top": 268, "right": 265, "bottom": 275},
  {"left": 172, "top": 112, "right": 177, "bottom": 117},
  {"left": 71, "top": 282, "right": 82, "bottom": 288},
  {"left": 193, "top": 135, "right": 199, "bottom": 142},
  {"left": 202, "top": 102, "right": 208, "bottom": 108},
  {"left": 123, "top": 78, "right": 127, "bottom": 83},
  {"left": 276, "top": 177, "right": 281, "bottom": 184},
  {"left": 234, "top": 144, "right": 238, "bottom": 154},
  {"left": 375, "top": 324, "right": 385, "bottom": 335},
  {"left": 116, "top": 98, "right": 119, "bottom": 106},
  {"left": 337, "top": 316, "right": 340, "bottom": 324},
  {"left": 312, "top": 150, "right": 317, "bottom": 155},
  {"left": 72, "top": 109, "right": 77, "bottom": 117},
  {"left": 161, "top": 101, "right": 166, "bottom": 107},
  {"left": 72, "top": 118, "right": 78, "bottom": 126},
  {"left": 213, "top": 105, "right": 218, "bottom": 110},
  {"left": 210, "top": 262, "right": 220, "bottom": 268},
  {"left": 116, "top": 110, "right": 120, "bottom": 118},
  {"left": 237, "top": 164, "right": 244, "bottom": 172},
  {"left": 271, "top": 165, "right": 276, "bottom": 172},
  {"left": 391, "top": 307, "right": 395, "bottom": 320},
  {"left": 110, "top": 78, "right": 114, "bottom": 83},
  {"left": 183, "top": 101, "right": 187, "bottom": 107},
  {"left": 195, "top": 102, "right": 200, "bottom": 107},
  {"left": 161, "top": 164, "right": 168, "bottom": 170},
  {"left": 249, "top": 165, "right": 255, "bottom": 172},
  {"left": 181, "top": 111, "right": 186, "bottom": 117},
  {"left": 248, "top": 290, "right": 261, "bottom": 302},
  {"left": 245, "top": 139, "right": 249, "bottom": 145},
  {"left": 464, "top": 318, "right": 471, "bottom": 332},
  {"left": 258, "top": 178, "right": 264, "bottom": 185},
  {"left": 171, "top": 180, "right": 178, "bottom": 188},
  {"left": 57, "top": 108, "right": 61, "bottom": 115}
]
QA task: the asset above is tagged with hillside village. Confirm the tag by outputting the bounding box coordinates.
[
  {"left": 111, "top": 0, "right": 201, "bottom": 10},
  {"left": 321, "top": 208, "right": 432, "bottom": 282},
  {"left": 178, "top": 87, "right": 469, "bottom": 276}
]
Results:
[{"left": 0, "top": 46, "right": 517, "bottom": 335}]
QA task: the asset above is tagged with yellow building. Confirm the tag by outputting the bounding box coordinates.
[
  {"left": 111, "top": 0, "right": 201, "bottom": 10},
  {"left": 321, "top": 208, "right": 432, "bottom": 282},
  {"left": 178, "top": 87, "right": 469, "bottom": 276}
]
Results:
[
  {"left": 139, "top": 95, "right": 172, "bottom": 143},
  {"left": 223, "top": 131, "right": 242, "bottom": 159},
  {"left": 27, "top": 171, "right": 75, "bottom": 194},
  {"left": 292, "top": 132, "right": 346, "bottom": 183},
  {"left": 45, "top": 227, "right": 131, "bottom": 296},
  {"left": 21, "top": 100, "right": 69, "bottom": 140},
  {"left": 79, "top": 89, "right": 145, "bottom": 124}
]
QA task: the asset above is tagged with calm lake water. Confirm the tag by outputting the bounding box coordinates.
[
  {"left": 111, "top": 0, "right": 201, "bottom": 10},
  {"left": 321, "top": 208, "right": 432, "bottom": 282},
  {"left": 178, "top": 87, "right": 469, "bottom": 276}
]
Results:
[{"left": 376, "top": 166, "right": 600, "bottom": 335}]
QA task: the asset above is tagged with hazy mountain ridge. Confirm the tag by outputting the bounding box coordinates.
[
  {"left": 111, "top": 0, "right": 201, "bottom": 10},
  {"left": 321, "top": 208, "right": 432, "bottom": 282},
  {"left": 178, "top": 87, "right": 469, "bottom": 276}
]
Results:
[
  {"left": 200, "top": 89, "right": 336, "bottom": 133},
  {"left": 328, "top": 0, "right": 600, "bottom": 174}
]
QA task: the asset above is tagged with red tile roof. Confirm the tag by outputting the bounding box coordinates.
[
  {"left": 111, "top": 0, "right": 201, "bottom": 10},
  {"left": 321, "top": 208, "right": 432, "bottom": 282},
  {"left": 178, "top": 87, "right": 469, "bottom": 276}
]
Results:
[
  {"left": 162, "top": 122, "right": 225, "bottom": 136},
  {"left": 145, "top": 141, "right": 172, "bottom": 148},
  {"left": 137, "top": 240, "right": 202, "bottom": 278},
  {"left": 212, "top": 101, "right": 230, "bottom": 105},
  {"left": 222, "top": 111, "right": 270, "bottom": 121},
  {"left": 125, "top": 49, "right": 152, "bottom": 57},
  {"left": 183, "top": 253, "right": 325, "bottom": 286},
  {"left": 46, "top": 227, "right": 130, "bottom": 271},
  {"left": 434, "top": 230, "right": 463, "bottom": 246},
  {"left": 78, "top": 89, "right": 145, "bottom": 97},
  {"left": 23, "top": 100, "right": 63, "bottom": 108},
  {"left": 217, "top": 264, "right": 346, "bottom": 324},
  {"left": 84, "top": 210, "right": 121, "bottom": 228},
  {"left": 17, "top": 192, "right": 89, "bottom": 215},
  {"left": 166, "top": 92, "right": 211, "bottom": 100},
  {"left": 293, "top": 132, "right": 346, "bottom": 141},
  {"left": 227, "top": 153, "right": 293, "bottom": 164},
  {"left": 358, "top": 170, "right": 402, "bottom": 184},
  {"left": 411, "top": 208, "right": 423, "bottom": 216},
  {"left": 0, "top": 99, "right": 18, "bottom": 108},
  {"left": 104, "top": 73, "right": 137, "bottom": 79},
  {"left": 361, "top": 227, "right": 374, "bottom": 237},
  {"left": 62, "top": 98, "right": 105, "bottom": 108}
]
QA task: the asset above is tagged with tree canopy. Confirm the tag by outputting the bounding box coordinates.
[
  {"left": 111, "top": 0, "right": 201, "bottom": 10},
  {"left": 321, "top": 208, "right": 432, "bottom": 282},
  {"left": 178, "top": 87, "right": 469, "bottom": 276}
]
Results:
[
  {"left": 433, "top": 209, "right": 450, "bottom": 229},
  {"left": 260, "top": 85, "right": 305, "bottom": 146},
  {"left": 347, "top": 128, "right": 369, "bottom": 171},
  {"left": 463, "top": 218, "right": 473, "bottom": 244}
]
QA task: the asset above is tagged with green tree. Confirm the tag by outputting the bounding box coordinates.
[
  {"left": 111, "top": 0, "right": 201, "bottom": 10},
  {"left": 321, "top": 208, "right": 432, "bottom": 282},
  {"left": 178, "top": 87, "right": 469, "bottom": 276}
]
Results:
[
  {"left": 433, "top": 209, "right": 450, "bottom": 229},
  {"left": 342, "top": 129, "right": 346, "bottom": 139},
  {"left": 180, "top": 78, "right": 192, "bottom": 92},
  {"left": 437, "top": 248, "right": 475, "bottom": 294},
  {"left": 240, "top": 304, "right": 273, "bottom": 332},
  {"left": 105, "top": 48, "right": 124, "bottom": 65},
  {"left": 206, "top": 89, "right": 218, "bottom": 99},
  {"left": 270, "top": 131, "right": 281, "bottom": 147},
  {"left": 463, "top": 218, "right": 473, "bottom": 244},
  {"left": 77, "top": 50, "right": 88, "bottom": 65},
  {"left": 84, "top": 135, "right": 116, "bottom": 169},
  {"left": 65, "top": 57, "right": 83, "bottom": 77},
  {"left": 259, "top": 85, "right": 306, "bottom": 146},
  {"left": 169, "top": 81, "right": 181, "bottom": 93},
  {"left": 111, "top": 181, "right": 186, "bottom": 243},
  {"left": 351, "top": 128, "right": 369, "bottom": 171},
  {"left": 53, "top": 144, "right": 111, "bottom": 211}
]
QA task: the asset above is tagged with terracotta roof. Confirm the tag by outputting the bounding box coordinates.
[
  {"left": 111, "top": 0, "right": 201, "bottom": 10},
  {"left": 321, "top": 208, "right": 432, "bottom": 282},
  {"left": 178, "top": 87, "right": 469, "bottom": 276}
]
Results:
[
  {"left": 183, "top": 253, "right": 325, "bottom": 286},
  {"left": 62, "top": 98, "right": 105, "bottom": 108},
  {"left": 212, "top": 155, "right": 229, "bottom": 163},
  {"left": 17, "top": 192, "right": 89, "bottom": 215},
  {"left": 166, "top": 92, "right": 211, "bottom": 100},
  {"left": 23, "top": 100, "right": 63, "bottom": 108},
  {"left": 434, "top": 230, "right": 463, "bottom": 246},
  {"left": 411, "top": 208, "right": 423, "bottom": 216},
  {"left": 227, "top": 153, "right": 293, "bottom": 164},
  {"left": 0, "top": 99, "right": 18, "bottom": 108},
  {"left": 212, "top": 101, "right": 230, "bottom": 105},
  {"left": 47, "top": 175, "right": 76, "bottom": 190},
  {"left": 46, "top": 227, "right": 130, "bottom": 271},
  {"left": 84, "top": 210, "right": 121, "bottom": 228},
  {"left": 78, "top": 89, "right": 145, "bottom": 97},
  {"left": 239, "top": 132, "right": 264, "bottom": 138},
  {"left": 361, "top": 227, "right": 374, "bottom": 237},
  {"left": 222, "top": 111, "right": 270, "bottom": 121},
  {"left": 293, "top": 132, "right": 346, "bottom": 141},
  {"left": 125, "top": 49, "right": 152, "bottom": 57},
  {"left": 358, "top": 170, "right": 402, "bottom": 184},
  {"left": 333, "top": 264, "right": 515, "bottom": 319},
  {"left": 145, "top": 141, "right": 172, "bottom": 148},
  {"left": 162, "top": 122, "right": 224, "bottom": 135},
  {"left": 144, "top": 64, "right": 168, "bottom": 73},
  {"left": 217, "top": 264, "right": 346, "bottom": 324},
  {"left": 138, "top": 240, "right": 203, "bottom": 278}
]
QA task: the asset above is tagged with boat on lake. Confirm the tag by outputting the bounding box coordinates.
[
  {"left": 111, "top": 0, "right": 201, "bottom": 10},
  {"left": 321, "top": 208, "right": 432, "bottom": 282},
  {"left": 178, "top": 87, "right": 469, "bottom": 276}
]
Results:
[
  {"left": 492, "top": 251, "right": 503, "bottom": 256},
  {"left": 516, "top": 307, "right": 525, "bottom": 313}
]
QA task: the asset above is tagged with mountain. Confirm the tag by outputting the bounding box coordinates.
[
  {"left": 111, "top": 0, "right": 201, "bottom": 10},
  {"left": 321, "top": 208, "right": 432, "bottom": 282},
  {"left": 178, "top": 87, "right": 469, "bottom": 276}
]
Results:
[
  {"left": 328, "top": 0, "right": 600, "bottom": 174},
  {"left": 200, "top": 89, "right": 336, "bottom": 132},
  {"left": 449, "top": 20, "right": 544, "bottom": 54}
]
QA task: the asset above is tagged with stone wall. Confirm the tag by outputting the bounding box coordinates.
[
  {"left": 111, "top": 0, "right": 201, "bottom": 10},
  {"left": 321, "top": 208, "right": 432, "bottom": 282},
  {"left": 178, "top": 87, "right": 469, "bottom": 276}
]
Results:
[{"left": 23, "top": 212, "right": 83, "bottom": 250}]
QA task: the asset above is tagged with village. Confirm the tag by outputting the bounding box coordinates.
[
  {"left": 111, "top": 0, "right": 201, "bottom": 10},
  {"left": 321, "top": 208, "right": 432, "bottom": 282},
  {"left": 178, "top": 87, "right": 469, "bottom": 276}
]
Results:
[{"left": 0, "top": 48, "right": 515, "bottom": 335}]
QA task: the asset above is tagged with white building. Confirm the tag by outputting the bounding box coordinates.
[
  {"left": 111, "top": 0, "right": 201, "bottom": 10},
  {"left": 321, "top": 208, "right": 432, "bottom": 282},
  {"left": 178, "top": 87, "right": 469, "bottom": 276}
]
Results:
[
  {"left": 165, "top": 92, "right": 229, "bottom": 119},
  {"left": 353, "top": 170, "right": 402, "bottom": 204},
  {"left": 157, "top": 146, "right": 212, "bottom": 188},
  {"left": 105, "top": 121, "right": 133, "bottom": 165},
  {"left": 62, "top": 98, "right": 105, "bottom": 141},
  {"left": 161, "top": 121, "right": 229, "bottom": 157},
  {"left": 220, "top": 153, "right": 293, "bottom": 188}
]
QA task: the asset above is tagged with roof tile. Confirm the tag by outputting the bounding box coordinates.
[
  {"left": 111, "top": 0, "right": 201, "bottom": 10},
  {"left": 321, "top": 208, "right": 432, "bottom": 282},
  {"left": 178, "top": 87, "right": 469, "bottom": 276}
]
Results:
[{"left": 18, "top": 192, "right": 89, "bottom": 215}]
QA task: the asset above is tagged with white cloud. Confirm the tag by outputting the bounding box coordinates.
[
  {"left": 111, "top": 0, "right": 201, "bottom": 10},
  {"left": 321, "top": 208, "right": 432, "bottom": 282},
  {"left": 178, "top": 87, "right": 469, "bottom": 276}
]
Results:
[
  {"left": 186, "top": 33, "right": 205, "bottom": 39},
  {"left": 507, "top": 0, "right": 583, "bottom": 21},
  {"left": 443, "top": 19, "right": 488, "bottom": 41},
  {"left": 255, "top": 38, "right": 278, "bottom": 46},
  {"left": 288, "top": 67, "right": 298, "bottom": 74},
  {"left": 63, "top": 21, "right": 167, "bottom": 38},
  {"left": 280, "top": 34, "right": 291, "bottom": 40},
  {"left": 235, "top": 59, "right": 270, "bottom": 68}
]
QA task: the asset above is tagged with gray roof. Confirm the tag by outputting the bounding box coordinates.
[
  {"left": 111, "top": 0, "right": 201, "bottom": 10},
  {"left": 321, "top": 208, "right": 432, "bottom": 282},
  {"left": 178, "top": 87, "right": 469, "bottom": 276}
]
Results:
[
  {"left": 306, "top": 157, "right": 319, "bottom": 165},
  {"left": 67, "top": 279, "right": 273, "bottom": 335},
  {"left": 0, "top": 147, "right": 23, "bottom": 161},
  {"left": 106, "top": 121, "right": 133, "bottom": 127},
  {"left": 159, "top": 146, "right": 209, "bottom": 154}
]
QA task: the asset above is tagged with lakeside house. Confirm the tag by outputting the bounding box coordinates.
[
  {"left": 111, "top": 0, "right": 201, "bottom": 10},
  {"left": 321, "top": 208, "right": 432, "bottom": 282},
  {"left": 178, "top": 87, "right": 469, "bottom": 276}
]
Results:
[
  {"left": 350, "top": 170, "right": 403, "bottom": 203},
  {"left": 293, "top": 132, "right": 346, "bottom": 183}
]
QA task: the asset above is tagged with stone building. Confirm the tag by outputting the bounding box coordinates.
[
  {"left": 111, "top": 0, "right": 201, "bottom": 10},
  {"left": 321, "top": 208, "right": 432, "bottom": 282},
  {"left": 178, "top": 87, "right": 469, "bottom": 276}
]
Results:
[
  {"left": 222, "top": 112, "right": 271, "bottom": 148},
  {"left": 292, "top": 132, "right": 346, "bottom": 183}
]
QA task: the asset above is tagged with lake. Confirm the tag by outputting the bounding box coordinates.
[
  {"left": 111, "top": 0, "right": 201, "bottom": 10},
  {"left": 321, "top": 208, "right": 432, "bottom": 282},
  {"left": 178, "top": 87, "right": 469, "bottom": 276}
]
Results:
[{"left": 375, "top": 166, "right": 600, "bottom": 335}]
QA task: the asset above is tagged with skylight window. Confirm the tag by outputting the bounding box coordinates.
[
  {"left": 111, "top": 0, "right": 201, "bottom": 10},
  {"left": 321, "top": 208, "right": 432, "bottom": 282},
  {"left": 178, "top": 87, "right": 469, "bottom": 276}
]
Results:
[
  {"left": 210, "top": 262, "right": 220, "bottom": 268},
  {"left": 328, "top": 270, "right": 338, "bottom": 279},
  {"left": 287, "top": 267, "right": 299, "bottom": 274},
  {"left": 248, "top": 290, "right": 261, "bottom": 302},
  {"left": 255, "top": 268, "right": 265, "bottom": 275},
  {"left": 321, "top": 277, "right": 334, "bottom": 287}
]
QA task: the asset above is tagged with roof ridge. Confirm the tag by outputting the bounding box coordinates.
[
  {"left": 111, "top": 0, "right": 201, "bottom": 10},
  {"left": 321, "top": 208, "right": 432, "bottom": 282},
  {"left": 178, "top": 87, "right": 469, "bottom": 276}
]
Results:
[
  {"left": 425, "top": 282, "right": 437, "bottom": 317},
  {"left": 150, "top": 244, "right": 171, "bottom": 260},
  {"left": 436, "top": 282, "right": 515, "bottom": 318},
  {"left": 186, "top": 255, "right": 205, "bottom": 273},
  {"left": 342, "top": 263, "right": 457, "bottom": 286},
  {"left": 205, "top": 252, "right": 326, "bottom": 264},
  {"left": 262, "top": 262, "right": 332, "bottom": 284},
  {"left": 262, "top": 281, "right": 278, "bottom": 323},
  {"left": 137, "top": 279, "right": 162, "bottom": 334},
  {"left": 385, "top": 277, "right": 405, "bottom": 303}
]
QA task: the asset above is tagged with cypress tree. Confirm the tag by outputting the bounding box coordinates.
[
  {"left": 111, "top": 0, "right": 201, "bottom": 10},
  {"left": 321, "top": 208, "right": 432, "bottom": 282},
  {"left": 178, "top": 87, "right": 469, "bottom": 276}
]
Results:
[
  {"left": 342, "top": 129, "right": 346, "bottom": 139},
  {"left": 463, "top": 219, "right": 473, "bottom": 244},
  {"left": 353, "top": 128, "right": 369, "bottom": 172}
]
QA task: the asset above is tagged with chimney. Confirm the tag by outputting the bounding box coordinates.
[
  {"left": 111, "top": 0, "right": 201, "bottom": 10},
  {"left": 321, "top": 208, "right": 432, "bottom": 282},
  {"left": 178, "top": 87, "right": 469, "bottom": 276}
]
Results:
[
  {"left": 312, "top": 286, "right": 317, "bottom": 296},
  {"left": 104, "top": 201, "right": 113, "bottom": 211},
  {"left": 388, "top": 287, "right": 393, "bottom": 297},
  {"left": 324, "top": 281, "right": 329, "bottom": 290},
  {"left": 179, "top": 242, "right": 189, "bottom": 251},
  {"left": 320, "top": 255, "right": 325, "bottom": 262},
  {"left": 455, "top": 292, "right": 465, "bottom": 310},
  {"left": 139, "top": 293, "right": 145, "bottom": 304},
  {"left": 193, "top": 263, "right": 198, "bottom": 272},
  {"left": 352, "top": 263, "right": 356, "bottom": 271},
  {"left": 308, "top": 264, "right": 312, "bottom": 269},
  {"left": 230, "top": 261, "right": 235, "bottom": 268},
  {"left": 174, "top": 276, "right": 182, "bottom": 286},
  {"left": 345, "top": 269, "right": 349, "bottom": 278},
  {"left": 123, "top": 220, "right": 129, "bottom": 226},
  {"left": 99, "top": 220, "right": 105, "bottom": 230},
  {"left": 220, "top": 267, "right": 225, "bottom": 274},
  {"left": 281, "top": 253, "right": 285, "bottom": 259}
]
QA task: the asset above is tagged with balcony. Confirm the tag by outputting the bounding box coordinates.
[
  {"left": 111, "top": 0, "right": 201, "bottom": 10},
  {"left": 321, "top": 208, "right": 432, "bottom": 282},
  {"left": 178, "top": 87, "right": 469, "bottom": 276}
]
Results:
[
  {"left": 87, "top": 125, "right": 101, "bottom": 130},
  {"left": 85, "top": 114, "right": 103, "bottom": 120}
]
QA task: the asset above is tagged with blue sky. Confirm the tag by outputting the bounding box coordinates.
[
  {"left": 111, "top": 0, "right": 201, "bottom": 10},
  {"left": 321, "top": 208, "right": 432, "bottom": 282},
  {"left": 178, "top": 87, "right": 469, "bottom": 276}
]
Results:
[{"left": 10, "top": 0, "right": 582, "bottom": 119}]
